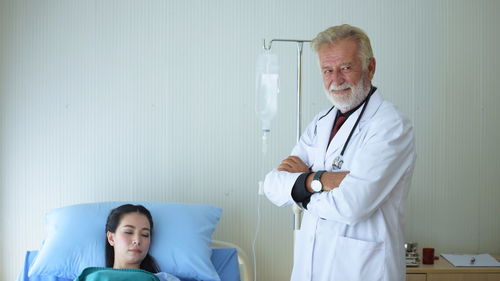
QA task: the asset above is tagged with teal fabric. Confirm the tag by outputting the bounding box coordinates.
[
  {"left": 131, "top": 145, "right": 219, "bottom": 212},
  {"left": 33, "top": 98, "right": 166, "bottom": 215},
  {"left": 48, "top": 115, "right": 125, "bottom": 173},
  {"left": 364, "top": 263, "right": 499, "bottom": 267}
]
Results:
[{"left": 75, "top": 267, "right": 160, "bottom": 281}]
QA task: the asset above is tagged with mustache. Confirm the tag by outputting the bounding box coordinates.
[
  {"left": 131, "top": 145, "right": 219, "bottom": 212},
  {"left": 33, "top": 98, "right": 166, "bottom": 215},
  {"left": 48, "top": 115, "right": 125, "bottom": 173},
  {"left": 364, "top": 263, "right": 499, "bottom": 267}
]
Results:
[{"left": 329, "top": 82, "right": 352, "bottom": 91}]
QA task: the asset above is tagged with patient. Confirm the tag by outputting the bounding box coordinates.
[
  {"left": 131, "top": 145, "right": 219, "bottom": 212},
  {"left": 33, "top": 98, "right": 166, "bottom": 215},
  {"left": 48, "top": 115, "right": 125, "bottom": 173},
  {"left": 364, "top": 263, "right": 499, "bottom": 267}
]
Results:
[{"left": 76, "top": 204, "right": 180, "bottom": 281}]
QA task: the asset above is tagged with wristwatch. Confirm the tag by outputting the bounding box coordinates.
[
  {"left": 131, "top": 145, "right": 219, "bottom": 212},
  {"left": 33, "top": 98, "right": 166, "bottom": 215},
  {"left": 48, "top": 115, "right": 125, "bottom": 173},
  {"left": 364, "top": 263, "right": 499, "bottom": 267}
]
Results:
[{"left": 311, "top": 170, "right": 326, "bottom": 193}]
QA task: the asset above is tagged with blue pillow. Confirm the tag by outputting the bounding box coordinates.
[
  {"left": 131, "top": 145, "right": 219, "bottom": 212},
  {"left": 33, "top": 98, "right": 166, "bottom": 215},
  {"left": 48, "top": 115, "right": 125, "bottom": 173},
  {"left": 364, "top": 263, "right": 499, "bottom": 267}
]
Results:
[{"left": 28, "top": 202, "right": 222, "bottom": 281}]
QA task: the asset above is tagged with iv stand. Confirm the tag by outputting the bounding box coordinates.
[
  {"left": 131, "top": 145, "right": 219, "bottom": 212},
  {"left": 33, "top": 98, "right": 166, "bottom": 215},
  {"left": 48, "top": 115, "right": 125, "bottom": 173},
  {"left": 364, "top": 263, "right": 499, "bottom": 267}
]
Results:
[{"left": 263, "top": 39, "right": 311, "bottom": 230}]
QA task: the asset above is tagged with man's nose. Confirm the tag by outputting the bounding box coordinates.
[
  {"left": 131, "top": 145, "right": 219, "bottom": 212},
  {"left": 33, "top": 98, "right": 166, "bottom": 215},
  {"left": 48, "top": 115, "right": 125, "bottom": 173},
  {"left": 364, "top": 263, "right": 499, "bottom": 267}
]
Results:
[{"left": 331, "top": 70, "right": 345, "bottom": 88}]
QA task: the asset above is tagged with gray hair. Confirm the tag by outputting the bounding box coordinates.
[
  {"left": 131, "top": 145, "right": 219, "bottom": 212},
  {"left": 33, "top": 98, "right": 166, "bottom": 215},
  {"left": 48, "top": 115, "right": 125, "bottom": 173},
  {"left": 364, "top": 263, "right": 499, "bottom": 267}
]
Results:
[{"left": 311, "top": 24, "right": 373, "bottom": 70}]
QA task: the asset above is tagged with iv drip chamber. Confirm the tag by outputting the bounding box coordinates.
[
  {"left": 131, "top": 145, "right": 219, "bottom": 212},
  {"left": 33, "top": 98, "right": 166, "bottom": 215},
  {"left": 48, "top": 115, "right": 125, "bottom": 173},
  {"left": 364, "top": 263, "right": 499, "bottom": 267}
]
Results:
[{"left": 255, "top": 50, "right": 279, "bottom": 132}]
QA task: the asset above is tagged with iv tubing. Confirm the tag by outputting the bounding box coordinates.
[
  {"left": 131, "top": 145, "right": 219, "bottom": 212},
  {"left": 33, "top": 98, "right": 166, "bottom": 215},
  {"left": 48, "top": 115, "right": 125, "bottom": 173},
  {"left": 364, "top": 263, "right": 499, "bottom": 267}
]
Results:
[
  {"left": 251, "top": 182, "right": 262, "bottom": 281},
  {"left": 296, "top": 42, "right": 303, "bottom": 143},
  {"left": 261, "top": 131, "right": 269, "bottom": 155}
]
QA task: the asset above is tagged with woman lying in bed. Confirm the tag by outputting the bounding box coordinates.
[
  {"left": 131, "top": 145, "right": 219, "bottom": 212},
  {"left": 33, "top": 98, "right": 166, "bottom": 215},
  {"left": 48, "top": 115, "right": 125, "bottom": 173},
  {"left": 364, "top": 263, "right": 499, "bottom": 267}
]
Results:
[{"left": 76, "top": 204, "right": 180, "bottom": 281}]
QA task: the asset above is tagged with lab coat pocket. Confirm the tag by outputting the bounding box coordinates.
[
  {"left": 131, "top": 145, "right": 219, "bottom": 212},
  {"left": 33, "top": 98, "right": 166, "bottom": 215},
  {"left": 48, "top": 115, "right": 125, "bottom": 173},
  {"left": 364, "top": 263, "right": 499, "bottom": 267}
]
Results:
[{"left": 331, "top": 236, "right": 385, "bottom": 281}]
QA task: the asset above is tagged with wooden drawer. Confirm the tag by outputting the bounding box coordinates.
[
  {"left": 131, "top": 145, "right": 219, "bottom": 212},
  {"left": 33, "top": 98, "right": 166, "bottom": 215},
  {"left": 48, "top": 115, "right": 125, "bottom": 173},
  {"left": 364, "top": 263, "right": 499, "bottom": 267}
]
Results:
[
  {"left": 407, "top": 273, "right": 427, "bottom": 281},
  {"left": 407, "top": 273, "right": 500, "bottom": 281},
  {"left": 427, "top": 274, "right": 500, "bottom": 281}
]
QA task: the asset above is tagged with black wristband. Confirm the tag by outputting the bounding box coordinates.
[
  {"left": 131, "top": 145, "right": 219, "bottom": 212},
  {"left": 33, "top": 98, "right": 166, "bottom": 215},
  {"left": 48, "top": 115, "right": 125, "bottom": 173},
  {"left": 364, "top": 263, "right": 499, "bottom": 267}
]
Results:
[{"left": 291, "top": 172, "right": 313, "bottom": 204}]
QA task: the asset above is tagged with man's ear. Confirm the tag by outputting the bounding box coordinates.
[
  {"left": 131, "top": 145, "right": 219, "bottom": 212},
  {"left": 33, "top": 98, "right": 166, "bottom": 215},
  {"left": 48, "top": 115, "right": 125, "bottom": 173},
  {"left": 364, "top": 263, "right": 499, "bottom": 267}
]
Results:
[
  {"left": 106, "top": 231, "right": 115, "bottom": 246},
  {"left": 367, "top": 57, "right": 376, "bottom": 81}
]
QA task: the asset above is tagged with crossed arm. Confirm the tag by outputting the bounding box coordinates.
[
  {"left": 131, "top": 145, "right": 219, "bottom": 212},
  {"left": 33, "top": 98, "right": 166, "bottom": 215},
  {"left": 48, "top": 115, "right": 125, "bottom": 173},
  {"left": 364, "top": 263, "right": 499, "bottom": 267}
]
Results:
[{"left": 277, "top": 156, "right": 349, "bottom": 193}]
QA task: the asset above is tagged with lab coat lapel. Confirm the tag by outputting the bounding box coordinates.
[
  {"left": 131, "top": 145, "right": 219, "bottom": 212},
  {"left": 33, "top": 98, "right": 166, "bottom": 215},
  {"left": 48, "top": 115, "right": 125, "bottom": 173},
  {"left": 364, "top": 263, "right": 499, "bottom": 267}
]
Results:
[
  {"left": 360, "top": 90, "right": 383, "bottom": 125},
  {"left": 314, "top": 108, "right": 337, "bottom": 169}
]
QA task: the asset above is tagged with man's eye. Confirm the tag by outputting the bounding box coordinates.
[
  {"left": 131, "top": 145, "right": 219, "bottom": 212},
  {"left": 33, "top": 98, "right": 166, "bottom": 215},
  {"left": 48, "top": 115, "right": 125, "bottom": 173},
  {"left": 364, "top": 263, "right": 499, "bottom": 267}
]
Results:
[
  {"left": 142, "top": 234, "right": 150, "bottom": 238},
  {"left": 124, "top": 231, "right": 132, "bottom": 235},
  {"left": 323, "top": 69, "right": 332, "bottom": 74},
  {"left": 341, "top": 66, "right": 351, "bottom": 71}
]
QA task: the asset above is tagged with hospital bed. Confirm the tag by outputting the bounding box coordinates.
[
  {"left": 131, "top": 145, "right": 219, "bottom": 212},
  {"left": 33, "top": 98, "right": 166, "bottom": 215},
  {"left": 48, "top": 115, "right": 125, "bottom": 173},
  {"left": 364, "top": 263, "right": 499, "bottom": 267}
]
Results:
[
  {"left": 16, "top": 202, "right": 252, "bottom": 281},
  {"left": 17, "top": 240, "right": 251, "bottom": 281}
]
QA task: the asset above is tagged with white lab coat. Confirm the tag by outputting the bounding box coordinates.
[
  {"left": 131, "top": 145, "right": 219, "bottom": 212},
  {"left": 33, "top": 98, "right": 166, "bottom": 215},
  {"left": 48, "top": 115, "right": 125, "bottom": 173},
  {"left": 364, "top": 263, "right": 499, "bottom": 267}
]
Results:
[{"left": 264, "top": 90, "right": 416, "bottom": 281}]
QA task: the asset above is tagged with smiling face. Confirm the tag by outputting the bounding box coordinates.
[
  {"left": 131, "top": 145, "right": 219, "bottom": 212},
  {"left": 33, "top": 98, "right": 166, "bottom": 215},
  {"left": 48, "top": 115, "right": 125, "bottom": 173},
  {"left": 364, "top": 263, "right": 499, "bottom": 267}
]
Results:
[
  {"left": 318, "top": 38, "right": 376, "bottom": 112},
  {"left": 106, "top": 212, "right": 151, "bottom": 269}
]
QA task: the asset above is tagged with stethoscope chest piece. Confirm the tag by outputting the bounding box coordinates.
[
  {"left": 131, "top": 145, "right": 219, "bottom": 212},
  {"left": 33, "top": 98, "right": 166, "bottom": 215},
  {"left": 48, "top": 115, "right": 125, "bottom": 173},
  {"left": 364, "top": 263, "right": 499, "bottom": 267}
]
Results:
[{"left": 332, "top": 155, "right": 344, "bottom": 170}]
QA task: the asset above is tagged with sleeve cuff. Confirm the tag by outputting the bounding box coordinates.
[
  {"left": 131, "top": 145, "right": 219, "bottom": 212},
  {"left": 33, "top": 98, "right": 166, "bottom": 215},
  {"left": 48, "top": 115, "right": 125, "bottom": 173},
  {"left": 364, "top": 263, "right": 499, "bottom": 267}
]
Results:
[{"left": 291, "top": 172, "right": 313, "bottom": 208}]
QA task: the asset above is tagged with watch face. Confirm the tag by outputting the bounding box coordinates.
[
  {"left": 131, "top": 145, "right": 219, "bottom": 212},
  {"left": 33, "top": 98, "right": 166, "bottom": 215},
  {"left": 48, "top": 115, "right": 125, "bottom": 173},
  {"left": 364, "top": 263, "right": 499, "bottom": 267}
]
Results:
[{"left": 311, "top": 180, "right": 322, "bottom": 192}]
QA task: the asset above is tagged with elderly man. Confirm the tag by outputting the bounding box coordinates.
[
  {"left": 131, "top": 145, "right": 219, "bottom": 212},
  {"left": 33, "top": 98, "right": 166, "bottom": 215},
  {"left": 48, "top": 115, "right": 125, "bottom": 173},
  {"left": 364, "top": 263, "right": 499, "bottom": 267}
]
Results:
[{"left": 264, "top": 24, "right": 416, "bottom": 281}]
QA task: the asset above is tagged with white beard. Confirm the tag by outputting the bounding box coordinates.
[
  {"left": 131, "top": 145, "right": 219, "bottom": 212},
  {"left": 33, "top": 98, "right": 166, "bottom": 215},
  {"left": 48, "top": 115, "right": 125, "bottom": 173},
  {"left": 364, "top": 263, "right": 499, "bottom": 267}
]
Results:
[{"left": 324, "top": 75, "right": 370, "bottom": 112}]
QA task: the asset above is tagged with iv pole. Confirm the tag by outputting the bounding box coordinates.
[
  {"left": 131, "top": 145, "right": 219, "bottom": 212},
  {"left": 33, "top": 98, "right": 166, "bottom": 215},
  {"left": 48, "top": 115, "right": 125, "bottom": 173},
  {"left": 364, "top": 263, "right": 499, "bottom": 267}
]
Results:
[{"left": 263, "top": 39, "right": 311, "bottom": 230}]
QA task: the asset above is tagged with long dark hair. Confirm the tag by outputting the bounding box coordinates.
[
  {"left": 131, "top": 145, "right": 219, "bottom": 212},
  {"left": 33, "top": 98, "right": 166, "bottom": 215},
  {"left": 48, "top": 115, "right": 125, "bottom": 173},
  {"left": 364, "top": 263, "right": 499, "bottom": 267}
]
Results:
[{"left": 105, "top": 204, "right": 160, "bottom": 273}]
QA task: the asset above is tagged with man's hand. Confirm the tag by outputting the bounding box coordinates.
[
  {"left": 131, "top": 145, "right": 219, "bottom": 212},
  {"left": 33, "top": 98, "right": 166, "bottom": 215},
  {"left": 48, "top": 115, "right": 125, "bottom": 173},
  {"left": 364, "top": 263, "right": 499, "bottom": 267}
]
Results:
[
  {"left": 320, "top": 171, "right": 350, "bottom": 191},
  {"left": 277, "top": 156, "right": 310, "bottom": 173}
]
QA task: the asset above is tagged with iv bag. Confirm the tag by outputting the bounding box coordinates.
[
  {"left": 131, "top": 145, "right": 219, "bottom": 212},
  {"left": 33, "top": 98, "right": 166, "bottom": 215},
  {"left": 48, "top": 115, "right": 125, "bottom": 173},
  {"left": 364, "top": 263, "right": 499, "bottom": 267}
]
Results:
[{"left": 255, "top": 51, "right": 279, "bottom": 132}]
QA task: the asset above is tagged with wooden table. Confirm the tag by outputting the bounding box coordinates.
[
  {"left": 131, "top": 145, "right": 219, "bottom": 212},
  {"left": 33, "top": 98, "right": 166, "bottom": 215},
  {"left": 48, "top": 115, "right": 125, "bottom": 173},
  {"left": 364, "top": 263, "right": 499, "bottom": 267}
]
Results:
[{"left": 406, "top": 255, "right": 500, "bottom": 281}]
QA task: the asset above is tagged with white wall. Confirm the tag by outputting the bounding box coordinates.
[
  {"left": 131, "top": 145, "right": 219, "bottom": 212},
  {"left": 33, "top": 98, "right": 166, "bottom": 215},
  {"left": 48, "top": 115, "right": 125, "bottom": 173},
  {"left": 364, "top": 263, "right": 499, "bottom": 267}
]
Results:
[{"left": 1, "top": 1, "right": 499, "bottom": 280}]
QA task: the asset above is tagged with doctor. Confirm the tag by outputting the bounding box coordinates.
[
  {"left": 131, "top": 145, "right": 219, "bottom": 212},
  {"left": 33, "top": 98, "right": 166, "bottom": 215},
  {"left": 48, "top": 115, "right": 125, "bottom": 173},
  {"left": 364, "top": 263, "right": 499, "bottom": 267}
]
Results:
[{"left": 264, "top": 24, "right": 416, "bottom": 281}]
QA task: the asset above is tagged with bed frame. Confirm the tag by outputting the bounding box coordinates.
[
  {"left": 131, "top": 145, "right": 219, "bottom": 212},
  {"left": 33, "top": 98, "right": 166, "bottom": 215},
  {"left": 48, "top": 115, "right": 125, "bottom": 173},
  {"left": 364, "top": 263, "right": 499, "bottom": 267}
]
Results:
[{"left": 212, "top": 240, "right": 252, "bottom": 281}]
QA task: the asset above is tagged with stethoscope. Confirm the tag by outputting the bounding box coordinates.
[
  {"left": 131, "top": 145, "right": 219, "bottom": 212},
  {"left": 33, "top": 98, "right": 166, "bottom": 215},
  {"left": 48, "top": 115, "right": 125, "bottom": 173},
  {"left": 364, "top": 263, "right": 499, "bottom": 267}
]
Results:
[{"left": 315, "top": 87, "right": 376, "bottom": 170}]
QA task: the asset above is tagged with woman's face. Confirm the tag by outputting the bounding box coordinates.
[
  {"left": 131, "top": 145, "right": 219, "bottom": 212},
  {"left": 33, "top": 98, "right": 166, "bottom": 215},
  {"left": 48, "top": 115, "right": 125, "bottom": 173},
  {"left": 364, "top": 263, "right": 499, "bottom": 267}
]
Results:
[{"left": 107, "top": 212, "right": 151, "bottom": 269}]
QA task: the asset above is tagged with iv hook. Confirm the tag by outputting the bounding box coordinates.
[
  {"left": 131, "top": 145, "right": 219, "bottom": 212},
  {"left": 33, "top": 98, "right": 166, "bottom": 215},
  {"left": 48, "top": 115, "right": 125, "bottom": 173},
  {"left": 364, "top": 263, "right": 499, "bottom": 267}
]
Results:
[{"left": 263, "top": 39, "right": 312, "bottom": 51}]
